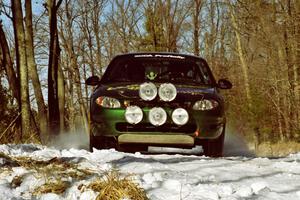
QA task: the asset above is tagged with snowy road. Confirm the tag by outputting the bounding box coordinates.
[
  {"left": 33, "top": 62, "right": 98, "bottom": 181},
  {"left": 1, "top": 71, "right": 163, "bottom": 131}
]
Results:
[{"left": 0, "top": 144, "right": 300, "bottom": 200}]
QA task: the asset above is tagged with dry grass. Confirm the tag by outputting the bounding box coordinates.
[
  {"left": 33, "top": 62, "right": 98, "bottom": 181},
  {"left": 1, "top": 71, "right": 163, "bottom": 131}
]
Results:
[
  {"left": 8, "top": 156, "right": 93, "bottom": 179},
  {"left": 33, "top": 179, "right": 70, "bottom": 196},
  {"left": 11, "top": 175, "right": 24, "bottom": 188},
  {"left": 88, "top": 170, "right": 148, "bottom": 200},
  {"left": 0, "top": 153, "right": 93, "bottom": 196},
  {"left": 0, "top": 152, "right": 148, "bottom": 199},
  {"left": 0, "top": 119, "right": 41, "bottom": 145},
  {"left": 254, "top": 141, "right": 300, "bottom": 157}
]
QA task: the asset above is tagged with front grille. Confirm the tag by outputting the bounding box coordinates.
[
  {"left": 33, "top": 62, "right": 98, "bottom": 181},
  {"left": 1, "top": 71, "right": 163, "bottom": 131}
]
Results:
[
  {"left": 124, "top": 99, "right": 192, "bottom": 109},
  {"left": 116, "top": 123, "right": 197, "bottom": 133}
]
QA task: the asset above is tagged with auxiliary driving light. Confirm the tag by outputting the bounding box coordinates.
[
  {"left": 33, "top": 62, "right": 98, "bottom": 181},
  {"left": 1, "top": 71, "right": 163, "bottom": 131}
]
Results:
[
  {"left": 158, "top": 83, "right": 177, "bottom": 101},
  {"left": 125, "top": 106, "right": 143, "bottom": 124},
  {"left": 139, "top": 82, "right": 157, "bottom": 101},
  {"left": 149, "top": 107, "right": 167, "bottom": 126},
  {"left": 172, "top": 108, "right": 189, "bottom": 125}
]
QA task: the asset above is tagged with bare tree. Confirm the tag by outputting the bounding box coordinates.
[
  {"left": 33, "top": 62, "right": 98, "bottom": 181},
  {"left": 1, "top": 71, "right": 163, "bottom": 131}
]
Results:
[
  {"left": 108, "top": 0, "right": 143, "bottom": 53},
  {"left": 0, "top": 23, "right": 20, "bottom": 102},
  {"left": 11, "top": 0, "right": 31, "bottom": 140},
  {"left": 59, "top": 0, "right": 88, "bottom": 134},
  {"left": 228, "top": 2, "right": 252, "bottom": 109},
  {"left": 47, "top": 0, "right": 63, "bottom": 136},
  {"left": 142, "top": 0, "right": 191, "bottom": 52},
  {"left": 24, "top": 0, "right": 48, "bottom": 141},
  {"left": 192, "top": 0, "right": 203, "bottom": 56}
]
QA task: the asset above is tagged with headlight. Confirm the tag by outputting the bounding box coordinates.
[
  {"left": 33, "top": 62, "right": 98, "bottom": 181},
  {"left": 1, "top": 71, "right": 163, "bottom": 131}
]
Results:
[
  {"left": 158, "top": 83, "right": 177, "bottom": 101},
  {"left": 125, "top": 106, "right": 143, "bottom": 124},
  {"left": 95, "top": 96, "right": 121, "bottom": 108},
  {"left": 172, "top": 108, "right": 189, "bottom": 125},
  {"left": 149, "top": 107, "right": 167, "bottom": 126},
  {"left": 139, "top": 82, "right": 157, "bottom": 101},
  {"left": 193, "top": 99, "right": 219, "bottom": 110}
]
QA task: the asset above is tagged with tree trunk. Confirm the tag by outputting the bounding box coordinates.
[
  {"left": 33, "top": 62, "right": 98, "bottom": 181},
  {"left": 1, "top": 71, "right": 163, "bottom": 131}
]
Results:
[
  {"left": 229, "top": 4, "right": 252, "bottom": 109},
  {"left": 295, "top": 1, "right": 300, "bottom": 136},
  {"left": 74, "top": 61, "right": 89, "bottom": 134},
  {"left": 12, "top": 0, "right": 31, "bottom": 141},
  {"left": 47, "top": 0, "right": 62, "bottom": 136},
  {"left": 284, "top": 21, "right": 295, "bottom": 140},
  {"left": 67, "top": 67, "right": 76, "bottom": 132},
  {"left": 276, "top": 43, "right": 288, "bottom": 141},
  {"left": 282, "top": 94, "right": 291, "bottom": 139},
  {"left": 193, "top": 0, "right": 202, "bottom": 56},
  {"left": 58, "top": 62, "right": 65, "bottom": 132},
  {"left": 24, "top": 0, "right": 48, "bottom": 141},
  {"left": 94, "top": 26, "right": 102, "bottom": 76},
  {"left": 64, "top": 0, "right": 89, "bottom": 134},
  {"left": 0, "top": 23, "right": 20, "bottom": 102},
  {"left": 275, "top": 90, "right": 284, "bottom": 141},
  {"left": 68, "top": 44, "right": 89, "bottom": 134},
  {"left": 287, "top": 0, "right": 300, "bottom": 135},
  {"left": 82, "top": 51, "right": 89, "bottom": 109},
  {"left": 91, "top": 0, "right": 104, "bottom": 76}
]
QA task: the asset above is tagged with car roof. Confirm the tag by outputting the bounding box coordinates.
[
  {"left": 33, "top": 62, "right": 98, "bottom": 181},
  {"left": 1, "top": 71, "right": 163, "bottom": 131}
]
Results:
[{"left": 112, "top": 52, "right": 207, "bottom": 62}]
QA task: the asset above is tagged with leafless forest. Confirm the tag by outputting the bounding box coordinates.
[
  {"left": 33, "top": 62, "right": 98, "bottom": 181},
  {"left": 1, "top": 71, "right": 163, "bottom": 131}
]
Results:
[{"left": 0, "top": 0, "right": 299, "bottom": 153}]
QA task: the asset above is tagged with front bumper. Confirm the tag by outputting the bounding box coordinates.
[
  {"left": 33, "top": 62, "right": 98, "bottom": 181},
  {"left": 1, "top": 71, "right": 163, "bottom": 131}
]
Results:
[
  {"left": 90, "top": 107, "right": 225, "bottom": 146},
  {"left": 118, "top": 134, "right": 194, "bottom": 146}
]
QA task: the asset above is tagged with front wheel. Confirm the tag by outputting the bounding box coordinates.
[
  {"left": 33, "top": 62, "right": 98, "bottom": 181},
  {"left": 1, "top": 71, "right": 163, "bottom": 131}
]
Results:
[
  {"left": 89, "top": 135, "right": 117, "bottom": 152},
  {"left": 195, "top": 126, "right": 225, "bottom": 157}
]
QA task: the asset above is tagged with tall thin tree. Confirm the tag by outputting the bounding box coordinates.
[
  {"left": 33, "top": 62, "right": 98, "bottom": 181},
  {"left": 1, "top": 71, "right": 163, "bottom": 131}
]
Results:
[
  {"left": 24, "top": 0, "right": 48, "bottom": 141},
  {"left": 11, "top": 0, "right": 31, "bottom": 140},
  {"left": 47, "top": 0, "right": 63, "bottom": 136}
]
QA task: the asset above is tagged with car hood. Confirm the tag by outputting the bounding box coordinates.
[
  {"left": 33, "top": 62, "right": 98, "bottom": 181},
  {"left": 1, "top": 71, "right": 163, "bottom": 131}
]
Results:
[{"left": 92, "top": 82, "right": 220, "bottom": 103}]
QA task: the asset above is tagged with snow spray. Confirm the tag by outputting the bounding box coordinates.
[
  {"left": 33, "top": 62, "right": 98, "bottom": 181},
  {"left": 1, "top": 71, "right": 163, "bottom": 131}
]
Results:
[{"left": 223, "top": 126, "right": 255, "bottom": 157}]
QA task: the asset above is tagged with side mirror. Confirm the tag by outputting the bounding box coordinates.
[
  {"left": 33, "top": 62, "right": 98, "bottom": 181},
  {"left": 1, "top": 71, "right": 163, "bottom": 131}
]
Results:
[
  {"left": 86, "top": 76, "right": 100, "bottom": 86},
  {"left": 217, "top": 79, "right": 232, "bottom": 89}
]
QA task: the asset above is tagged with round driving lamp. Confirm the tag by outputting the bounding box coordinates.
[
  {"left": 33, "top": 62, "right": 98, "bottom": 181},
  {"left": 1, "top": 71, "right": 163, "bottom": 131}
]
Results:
[
  {"left": 172, "top": 108, "right": 189, "bottom": 126},
  {"left": 125, "top": 106, "right": 143, "bottom": 124},
  {"left": 148, "top": 107, "right": 167, "bottom": 126},
  {"left": 158, "top": 83, "right": 177, "bottom": 102},
  {"left": 139, "top": 82, "right": 157, "bottom": 101}
]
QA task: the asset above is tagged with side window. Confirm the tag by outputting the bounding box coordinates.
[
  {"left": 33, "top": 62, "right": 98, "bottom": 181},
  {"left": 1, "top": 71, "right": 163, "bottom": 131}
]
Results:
[{"left": 198, "top": 62, "right": 212, "bottom": 84}]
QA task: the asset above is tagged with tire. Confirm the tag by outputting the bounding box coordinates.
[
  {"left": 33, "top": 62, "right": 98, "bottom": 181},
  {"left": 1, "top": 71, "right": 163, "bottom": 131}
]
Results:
[
  {"left": 196, "top": 126, "right": 225, "bottom": 157},
  {"left": 89, "top": 135, "right": 117, "bottom": 152}
]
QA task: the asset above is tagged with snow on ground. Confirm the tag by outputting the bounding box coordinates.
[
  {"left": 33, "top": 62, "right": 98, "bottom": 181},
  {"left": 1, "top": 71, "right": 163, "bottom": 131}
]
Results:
[{"left": 0, "top": 144, "right": 300, "bottom": 200}]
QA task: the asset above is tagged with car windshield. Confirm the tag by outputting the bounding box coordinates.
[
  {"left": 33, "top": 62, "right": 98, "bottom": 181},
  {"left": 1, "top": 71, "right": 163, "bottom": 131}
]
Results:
[{"left": 102, "top": 55, "right": 214, "bottom": 85}]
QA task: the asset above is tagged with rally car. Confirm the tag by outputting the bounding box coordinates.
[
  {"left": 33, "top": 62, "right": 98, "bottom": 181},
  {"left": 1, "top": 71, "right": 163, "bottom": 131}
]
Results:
[{"left": 86, "top": 53, "right": 232, "bottom": 156}]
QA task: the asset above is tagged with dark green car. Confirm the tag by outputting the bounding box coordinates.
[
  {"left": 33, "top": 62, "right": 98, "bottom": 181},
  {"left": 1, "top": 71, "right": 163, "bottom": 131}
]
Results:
[{"left": 86, "top": 53, "right": 232, "bottom": 156}]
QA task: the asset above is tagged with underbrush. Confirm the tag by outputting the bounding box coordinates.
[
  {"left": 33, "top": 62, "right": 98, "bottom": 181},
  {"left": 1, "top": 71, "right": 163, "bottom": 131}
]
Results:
[
  {"left": 249, "top": 141, "right": 300, "bottom": 157},
  {"left": 0, "top": 152, "right": 148, "bottom": 199},
  {"left": 88, "top": 170, "right": 148, "bottom": 200}
]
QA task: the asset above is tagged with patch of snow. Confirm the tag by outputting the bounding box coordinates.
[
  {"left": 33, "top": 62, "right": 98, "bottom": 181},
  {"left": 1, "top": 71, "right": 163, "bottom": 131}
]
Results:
[
  {"left": 0, "top": 144, "right": 300, "bottom": 200},
  {"left": 32, "top": 147, "right": 61, "bottom": 160},
  {"left": 235, "top": 186, "right": 253, "bottom": 197},
  {"left": 251, "top": 181, "right": 269, "bottom": 194},
  {"left": 218, "top": 185, "right": 233, "bottom": 197},
  {"left": 79, "top": 190, "right": 98, "bottom": 200},
  {"left": 39, "top": 193, "right": 62, "bottom": 200}
]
